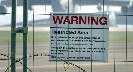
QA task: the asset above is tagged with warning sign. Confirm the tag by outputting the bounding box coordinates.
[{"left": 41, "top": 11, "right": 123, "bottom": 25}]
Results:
[{"left": 49, "top": 13, "right": 109, "bottom": 62}]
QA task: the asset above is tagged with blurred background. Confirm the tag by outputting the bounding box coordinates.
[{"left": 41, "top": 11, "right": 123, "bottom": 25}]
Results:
[
  {"left": 0, "top": 0, "right": 133, "bottom": 72},
  {"left": 0, "top": 0, "right": 133, "bottom": 27}
]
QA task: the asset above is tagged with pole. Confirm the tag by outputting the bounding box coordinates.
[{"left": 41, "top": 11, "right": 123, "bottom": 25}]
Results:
[
  {"left": 11, "top": 0, "right": 17, "bottom": 72},
  {"left": 23, "top": 0, "right": 28, "bottom": 72}
]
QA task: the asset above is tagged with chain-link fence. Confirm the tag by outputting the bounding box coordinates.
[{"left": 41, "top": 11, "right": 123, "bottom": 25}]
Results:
[{"left": 0, "top": 0, "right": 133, "bottom": 72}]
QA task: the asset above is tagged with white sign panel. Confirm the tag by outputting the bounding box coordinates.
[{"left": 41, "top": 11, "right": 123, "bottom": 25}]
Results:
[{"left": 49, "top": 13, "right": 109, "bottom": 62}]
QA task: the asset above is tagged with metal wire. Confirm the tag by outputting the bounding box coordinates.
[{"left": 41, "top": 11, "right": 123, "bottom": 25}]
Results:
[
  {"left": 32, "top": 6, "right": 35, "bottom": 70},
  {"left": 125, "top": 0, "right": 128, "bottom": 67},
  {"left": 79, "top": 1, "right": 81, "bottom": 72},
  {"left": 67, "top": 0, "right": 70, "bottom": 71},
  {"left": 8, "top": 40, "right": 10, "bottom": 72}
]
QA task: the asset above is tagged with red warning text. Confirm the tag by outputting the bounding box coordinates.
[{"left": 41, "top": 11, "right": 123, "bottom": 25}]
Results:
[{"left": 53, "top": 16, "right": 107, "bottom": 25}]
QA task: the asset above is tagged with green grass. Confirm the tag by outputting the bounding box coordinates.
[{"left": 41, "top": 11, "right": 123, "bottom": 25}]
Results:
[
  {"left": 0, "top": 31, "right": 133, "bottom": 44},
  {"left": 0, "top": 31, "right": 50, "bottom": 44},
  {"left": 109, "top": 31, "right": 133, "bottom": 42}
]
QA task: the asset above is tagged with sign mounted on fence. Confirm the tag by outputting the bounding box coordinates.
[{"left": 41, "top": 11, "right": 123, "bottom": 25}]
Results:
[{"left": 49, "top": 13, "right": 109, "bottom": 62}]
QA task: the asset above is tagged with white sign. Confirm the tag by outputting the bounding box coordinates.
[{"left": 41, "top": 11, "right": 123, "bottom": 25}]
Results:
[{"left": 49, "top": 13, "right": 109, "bottom": 62}]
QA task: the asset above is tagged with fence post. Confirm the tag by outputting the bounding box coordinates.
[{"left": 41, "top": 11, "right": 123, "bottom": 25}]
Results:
[
  {"left": 11, "top": 0, "right": 17, "bottom": 72},
  {"left": 23, "top": 0, "right": 28, "bottom": 72}
]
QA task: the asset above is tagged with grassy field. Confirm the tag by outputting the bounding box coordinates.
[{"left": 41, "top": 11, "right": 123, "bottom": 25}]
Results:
[
  {"left": 0, "top": 31, "right": 133, "bottom": 44},
  {"left": 110, "top": 31, "right": 133, "bottom": 42},
  {"left": 0, "top": 31, "right": 50, "bottom": 44}
]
